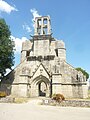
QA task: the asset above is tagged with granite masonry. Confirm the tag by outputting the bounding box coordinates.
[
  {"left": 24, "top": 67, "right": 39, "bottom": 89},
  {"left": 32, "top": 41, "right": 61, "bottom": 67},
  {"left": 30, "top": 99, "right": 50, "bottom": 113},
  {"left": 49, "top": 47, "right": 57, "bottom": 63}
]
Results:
[{"left": 0, "top": 16, "right": 88, "bottom": 98}]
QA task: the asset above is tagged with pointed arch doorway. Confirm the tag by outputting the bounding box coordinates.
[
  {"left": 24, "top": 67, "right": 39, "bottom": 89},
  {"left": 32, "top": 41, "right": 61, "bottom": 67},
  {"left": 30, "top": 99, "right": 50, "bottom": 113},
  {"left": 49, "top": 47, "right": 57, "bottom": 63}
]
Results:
[
  {"left": 38, "top": 81, "right": 47, "bottom": 96},
  {"left": 31, "top": 75, "right": 50, "bottom": 97}
]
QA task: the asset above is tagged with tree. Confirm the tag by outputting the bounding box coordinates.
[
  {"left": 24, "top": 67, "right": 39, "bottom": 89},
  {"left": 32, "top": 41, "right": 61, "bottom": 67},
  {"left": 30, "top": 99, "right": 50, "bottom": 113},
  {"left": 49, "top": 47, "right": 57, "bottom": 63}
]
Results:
[
  {"left": 76, "top": 67, "right": 89, "bottom": 80},
  {"left": 0, "top": 19, "right": 15, "bottom": 78}
]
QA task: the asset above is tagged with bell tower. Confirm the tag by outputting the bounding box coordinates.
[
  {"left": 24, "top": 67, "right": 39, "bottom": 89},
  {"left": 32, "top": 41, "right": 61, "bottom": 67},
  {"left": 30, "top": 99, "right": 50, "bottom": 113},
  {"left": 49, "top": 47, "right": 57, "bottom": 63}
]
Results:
[
  {"left": 34, "top": 16, "right": 51, "bottom": 35},
  {"left": 33, "top": 16, "right": 52, "bottom": 56}
]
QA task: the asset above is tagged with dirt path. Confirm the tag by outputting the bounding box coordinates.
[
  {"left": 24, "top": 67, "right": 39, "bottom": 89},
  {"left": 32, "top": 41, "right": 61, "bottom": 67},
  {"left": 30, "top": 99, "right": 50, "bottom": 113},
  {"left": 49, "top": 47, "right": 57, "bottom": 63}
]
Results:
[{"left": 0, "top": 98, "right": 90, "bottom": 120}]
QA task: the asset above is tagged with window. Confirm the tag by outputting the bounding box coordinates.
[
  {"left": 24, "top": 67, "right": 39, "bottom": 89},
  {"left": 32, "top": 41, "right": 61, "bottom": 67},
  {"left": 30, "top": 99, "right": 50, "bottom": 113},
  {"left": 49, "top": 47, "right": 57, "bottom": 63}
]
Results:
[
  {"left": 43, "top": 18, "right": 47, "bottom": 24},
  {"left": 43, "top": 27, "right": 47, "bottom": 35}
]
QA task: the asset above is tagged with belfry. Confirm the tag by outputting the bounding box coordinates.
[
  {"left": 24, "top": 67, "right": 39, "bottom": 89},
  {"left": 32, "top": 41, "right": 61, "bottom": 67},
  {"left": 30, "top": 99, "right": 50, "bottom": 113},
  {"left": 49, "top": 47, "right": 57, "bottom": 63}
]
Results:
[{"left": 0, "top": 16, "right": 88, "bottom": 98}]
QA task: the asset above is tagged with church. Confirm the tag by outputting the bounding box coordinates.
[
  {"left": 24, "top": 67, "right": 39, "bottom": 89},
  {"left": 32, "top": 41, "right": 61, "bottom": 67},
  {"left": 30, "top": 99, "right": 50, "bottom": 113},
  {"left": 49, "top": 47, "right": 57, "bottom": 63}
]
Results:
[{"left": 0, "top": 16, "right": 88, "bottom": 98}]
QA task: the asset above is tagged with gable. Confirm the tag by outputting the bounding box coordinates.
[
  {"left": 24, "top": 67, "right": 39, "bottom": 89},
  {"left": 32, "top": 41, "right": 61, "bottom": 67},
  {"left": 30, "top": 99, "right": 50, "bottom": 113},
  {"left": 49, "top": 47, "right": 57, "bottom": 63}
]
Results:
[{"left": 32, "top": 63, "right": 50, "bottom": 80}]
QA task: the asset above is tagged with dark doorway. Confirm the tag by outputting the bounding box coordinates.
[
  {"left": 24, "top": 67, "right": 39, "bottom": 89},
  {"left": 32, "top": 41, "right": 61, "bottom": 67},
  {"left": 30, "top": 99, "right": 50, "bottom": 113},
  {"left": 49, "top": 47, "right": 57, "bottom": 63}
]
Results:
[{"left": 38, "top": 82, "right": 46, "bottom": 96}]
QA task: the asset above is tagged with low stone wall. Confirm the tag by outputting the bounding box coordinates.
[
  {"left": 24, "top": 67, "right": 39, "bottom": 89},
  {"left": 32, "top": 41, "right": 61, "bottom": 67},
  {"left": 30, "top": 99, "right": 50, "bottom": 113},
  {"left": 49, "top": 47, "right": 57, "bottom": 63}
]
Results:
[
  {"left": 42, "top": 99, "right": 90, "bottom": 107},
  {"left": 0, "top": 97, "right": 15, "bottom": 103}
]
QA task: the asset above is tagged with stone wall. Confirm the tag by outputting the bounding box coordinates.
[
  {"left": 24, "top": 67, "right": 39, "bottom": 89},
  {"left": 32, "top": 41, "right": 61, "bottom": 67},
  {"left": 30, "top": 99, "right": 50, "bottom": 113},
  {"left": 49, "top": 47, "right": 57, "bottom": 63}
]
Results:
[
  {"left": 0, "top": 97, "right": 15, "bottom": 103},
  {"left": 42, "top": 98, "right": 90, "bottom": 107}
]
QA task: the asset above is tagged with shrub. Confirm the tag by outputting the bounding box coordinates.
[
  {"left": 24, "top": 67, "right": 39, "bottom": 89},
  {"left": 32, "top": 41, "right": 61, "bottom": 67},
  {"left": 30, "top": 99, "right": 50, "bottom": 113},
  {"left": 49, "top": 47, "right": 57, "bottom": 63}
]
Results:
[
  {"left": 0, "top": 91, "right": 7, "bottom": 97},
  {"left": 52, "top": 93, "right": 65, "bottom": 102}
]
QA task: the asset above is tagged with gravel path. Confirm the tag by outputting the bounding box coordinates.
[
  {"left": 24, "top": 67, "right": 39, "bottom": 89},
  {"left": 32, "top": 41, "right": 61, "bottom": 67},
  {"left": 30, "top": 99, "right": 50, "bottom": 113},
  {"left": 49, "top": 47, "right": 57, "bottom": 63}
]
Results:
[{"left": 0, "top": 99, "right": 90, "bottom": 120}]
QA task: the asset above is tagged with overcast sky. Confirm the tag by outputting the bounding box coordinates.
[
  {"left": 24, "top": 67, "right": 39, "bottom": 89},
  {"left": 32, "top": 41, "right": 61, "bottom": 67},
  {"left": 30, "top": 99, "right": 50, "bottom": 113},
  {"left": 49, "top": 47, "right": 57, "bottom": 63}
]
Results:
[{"left": 0, "top": 0, "right": 90, "bottom": 76}]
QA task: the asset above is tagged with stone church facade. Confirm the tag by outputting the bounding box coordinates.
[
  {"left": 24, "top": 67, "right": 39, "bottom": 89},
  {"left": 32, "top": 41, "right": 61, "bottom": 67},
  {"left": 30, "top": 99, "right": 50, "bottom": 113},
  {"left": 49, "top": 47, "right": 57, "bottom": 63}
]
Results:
[{"left": 0, "top": 16, "right": 88, "bottom": 98}]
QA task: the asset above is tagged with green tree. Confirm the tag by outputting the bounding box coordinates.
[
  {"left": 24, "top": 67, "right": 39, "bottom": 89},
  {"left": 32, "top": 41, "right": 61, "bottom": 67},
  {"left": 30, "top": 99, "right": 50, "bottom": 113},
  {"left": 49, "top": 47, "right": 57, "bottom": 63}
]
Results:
[
  {"left": 0, "top": 19, "right": 14, "bottom": 78},
  {"left": 76, "top": 67, "right": 89, "bottom": 80}
]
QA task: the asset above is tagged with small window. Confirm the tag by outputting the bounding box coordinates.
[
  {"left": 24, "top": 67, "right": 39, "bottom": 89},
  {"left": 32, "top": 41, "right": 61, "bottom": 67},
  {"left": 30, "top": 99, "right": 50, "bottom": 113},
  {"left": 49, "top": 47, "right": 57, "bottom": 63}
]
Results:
[
  {"left": 76, "top": 75, "right": 78, "bottom": 80},
  {"left": 55, "top": 49, "right": 58, "bottom": 57},
  {"left": 26, "top": 51, "right": 30, "bottom": 57},
  {"left": 44, "top": 19, "right": 47, "bottom": 24},
  {"left": 37, "top": 28, "right": 41, "bottom": 35},
  {"left": 37, "top": 19, "right": 42, "bottom": 27},
  {"left": 43, "top": 28, "right": 47, "bottom": 35}
]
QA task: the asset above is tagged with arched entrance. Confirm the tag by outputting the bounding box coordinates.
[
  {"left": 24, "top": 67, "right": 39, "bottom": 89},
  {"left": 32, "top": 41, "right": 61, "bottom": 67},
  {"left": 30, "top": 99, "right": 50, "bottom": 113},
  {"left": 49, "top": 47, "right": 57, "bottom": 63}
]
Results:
[
  {"left": 38, "top": 82, "right": 47, "bottom": 96},
  {"left": 31, "top": 75, "right": 50, "bottom": 97}
]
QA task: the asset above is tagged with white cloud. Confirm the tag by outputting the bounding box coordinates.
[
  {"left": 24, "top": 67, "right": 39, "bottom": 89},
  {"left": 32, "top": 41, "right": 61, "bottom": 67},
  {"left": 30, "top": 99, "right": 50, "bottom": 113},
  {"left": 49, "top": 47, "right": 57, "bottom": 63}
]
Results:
[
  {"left": 30, "top": 8, "right": 41, "bottom": 28},
  {"left": 22, "top": 9, "right": 41, "bottom": 33},
  {"left": 0, "top": 0, "right": 18, "bottom": 14},
  {"left": 11, "top": 35, "right": 28, "bottom": 54},
  {"left": 30, "top": 8, "right": 41, "bottom": 21},
  {"left": 22, "top": 23, "right": 32, "bottom": 33},
  {"left": 5, "top": 68, "right": 11, "bottom": 75}
]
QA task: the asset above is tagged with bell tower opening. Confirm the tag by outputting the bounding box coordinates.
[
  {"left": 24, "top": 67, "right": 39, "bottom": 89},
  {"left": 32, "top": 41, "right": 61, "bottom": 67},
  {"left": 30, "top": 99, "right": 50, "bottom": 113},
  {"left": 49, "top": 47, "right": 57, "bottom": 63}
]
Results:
[{"left": 34, "top": 16, "right": 51, "bottom": 36}]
